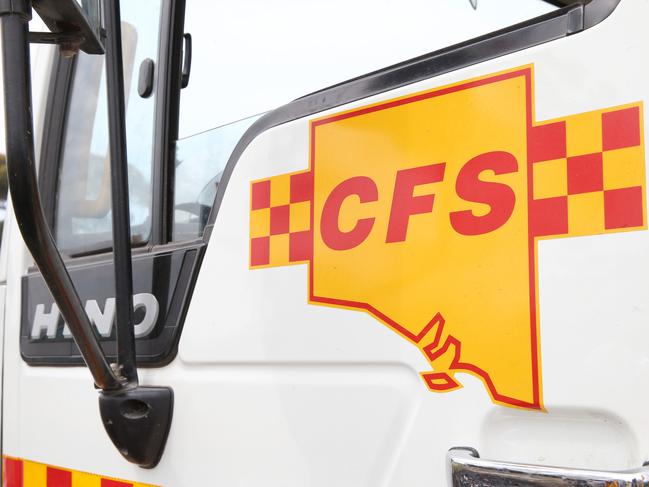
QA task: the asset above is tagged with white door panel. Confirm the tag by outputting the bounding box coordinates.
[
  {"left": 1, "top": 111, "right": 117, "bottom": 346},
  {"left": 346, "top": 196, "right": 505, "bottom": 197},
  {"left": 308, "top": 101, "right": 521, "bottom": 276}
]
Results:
[{"left": 179, "top": 0, "right": 649, "bottom": 483}]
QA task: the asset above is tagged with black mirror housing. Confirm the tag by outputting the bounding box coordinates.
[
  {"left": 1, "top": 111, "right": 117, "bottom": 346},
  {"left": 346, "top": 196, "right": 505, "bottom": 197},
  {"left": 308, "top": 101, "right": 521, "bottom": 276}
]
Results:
[{"left": 99, "top": 387, "right": 174, "bottom": 469}]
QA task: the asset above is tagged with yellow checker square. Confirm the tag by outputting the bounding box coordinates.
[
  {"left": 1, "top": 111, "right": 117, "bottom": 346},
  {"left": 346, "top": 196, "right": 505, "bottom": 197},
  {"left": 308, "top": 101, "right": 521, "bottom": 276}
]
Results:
[
  {"left": 567, "top": 192, "right": 605, "bottom": 236},
  {"left": 23, "top": 460, "right": 46, "bottom": 485},
  {"left": 73, "top": 471, "right": 159, "bottom": 487},
  {"left": 603, "top": 145, "right": 646, "bottom": 190},
  {"left": 289, "top": 201, "right": 311, "bottom": 233},
  {"left": 532, "top": 158, "right": 567, "bottom": 199},
  {"left": 75, "top": 472, "right": 156, "bottom": 487},
  {"left": 269, "top": 174, "right": 291, "bottom": 207},
  {"left": 250, "top": 208, "right": 271, "bottom": 238},
  {"left": 72, "top": 471, "right": 100, "bottom": 486},
  {"left": 269, "top": 233, "right": 290, "bottom": 266},
  {"left": 566, "top": 110, "right": 602, "bottom": 157}
]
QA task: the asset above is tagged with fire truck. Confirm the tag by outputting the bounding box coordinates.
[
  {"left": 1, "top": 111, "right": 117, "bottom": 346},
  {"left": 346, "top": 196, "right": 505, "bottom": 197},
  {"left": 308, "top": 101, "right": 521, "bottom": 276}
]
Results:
[{"left": 0, "top": 0, "right": 647, "bottom": 485}]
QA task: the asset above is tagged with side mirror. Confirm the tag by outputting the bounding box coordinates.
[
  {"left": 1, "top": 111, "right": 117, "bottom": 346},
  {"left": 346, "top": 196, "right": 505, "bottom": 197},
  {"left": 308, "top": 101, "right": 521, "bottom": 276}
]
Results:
[{"left": 32, "top": 0, "right": 104, "bottom": 54}]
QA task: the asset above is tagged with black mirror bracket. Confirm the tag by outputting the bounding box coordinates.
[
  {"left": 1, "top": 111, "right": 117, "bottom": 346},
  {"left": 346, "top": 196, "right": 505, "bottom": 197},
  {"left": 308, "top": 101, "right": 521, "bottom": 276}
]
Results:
[{"left": 0, "top": 0, "right": 123, "bottom": 392}]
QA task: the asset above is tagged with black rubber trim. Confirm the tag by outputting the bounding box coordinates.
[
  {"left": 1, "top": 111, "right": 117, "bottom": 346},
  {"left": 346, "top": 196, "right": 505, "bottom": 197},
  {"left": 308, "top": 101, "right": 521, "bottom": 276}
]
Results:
[
  {"left": 38, "top": 53, "right": 76, "bottom": 230},
  {"left": 151, "top": 0, "right": 186, "bottom": 246},
  {"left": 205, "top": 0, "right": 620, "bottom": 233},
  {"left": 543, "top": 0, "right": 577, "bottom": 7}
]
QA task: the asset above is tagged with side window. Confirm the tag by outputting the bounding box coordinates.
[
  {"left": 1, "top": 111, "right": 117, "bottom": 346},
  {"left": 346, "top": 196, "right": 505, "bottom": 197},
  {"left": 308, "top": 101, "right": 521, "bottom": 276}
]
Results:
[
  {"left": 172, "top": 0, "right": 558, "bottom": 241},
  {"left": 55, "top": 1, "right": 162, "bottom": 254},
  {"left": 178, "top": 0, "right": 557, "bottom": 138},
  {"left": 173, "top": 116, "right": 257, "bottom": 241}
]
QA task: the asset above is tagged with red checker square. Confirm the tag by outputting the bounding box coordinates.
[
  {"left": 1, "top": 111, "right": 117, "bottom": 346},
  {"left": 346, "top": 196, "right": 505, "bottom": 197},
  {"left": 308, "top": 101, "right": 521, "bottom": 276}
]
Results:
[
  {"left": 529, "top": 196, "right": 568, "bottom": 237},
  {"left": 567, "top": 153, "right": 603, "bottom": 194},
  {"left": 289, "top": 230, "right": 313, "bottom": 262},
  {"left": 528, "top": 121, "right": 566, "bottom": 163},
  {"left": 270, "top": 205, "right": 290, "bottom": 235},
  {"left": 290, "top": 171, "right": 314, "bottom": 203},
  {"left": 101, "top": 480, "right": 132, "bottom": 487},
  {"left": 251, "top": 180, "right": 271, "bottom": 210},
  {"left": 4, "top": 457, "right": 23, "bottom": 487},
  {"left": 47, "top": 467, "right": 72, "bottom": 487},
  {"left": 604, "top": 186, "right": 644, "bottom": 230},
  {"left": 602, "top": 106, "right": 641, "bottom": 151},
  {"left": 250, "top": 236, "right": 270, "bottom": 266}
]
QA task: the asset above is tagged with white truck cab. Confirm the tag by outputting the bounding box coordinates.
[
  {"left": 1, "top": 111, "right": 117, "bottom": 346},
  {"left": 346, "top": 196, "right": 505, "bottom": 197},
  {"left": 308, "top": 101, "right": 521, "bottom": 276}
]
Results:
[{"left": 1, "top": 0, "right": 648, "bottom": 485}]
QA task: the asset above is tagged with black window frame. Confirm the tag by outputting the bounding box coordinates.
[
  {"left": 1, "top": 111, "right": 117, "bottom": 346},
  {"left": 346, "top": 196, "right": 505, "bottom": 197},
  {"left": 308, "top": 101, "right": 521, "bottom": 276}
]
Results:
[
  {"left": 39, "top": 0, "right": 188, "bottom": 258},
  {"left": 24, "top": 0, "right": 201, "bottom": 367},
  {"left": 24, "top": 0, "right": 620, "bottom": 367}
]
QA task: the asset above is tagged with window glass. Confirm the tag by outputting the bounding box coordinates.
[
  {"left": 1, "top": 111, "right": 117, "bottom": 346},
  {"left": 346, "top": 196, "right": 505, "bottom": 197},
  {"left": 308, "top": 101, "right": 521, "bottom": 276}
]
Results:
[
  {"left": 173, "top": 116, "right": 258, "bottom": 241},
  {"left": 77, "top": 0, "right": 102, "bottom": 40},
  {"left": 55, "top": 0, "right": 162, "bottom": 254},
  {"left": 178, "top": 0, "right": 557, "bottom": 140}
]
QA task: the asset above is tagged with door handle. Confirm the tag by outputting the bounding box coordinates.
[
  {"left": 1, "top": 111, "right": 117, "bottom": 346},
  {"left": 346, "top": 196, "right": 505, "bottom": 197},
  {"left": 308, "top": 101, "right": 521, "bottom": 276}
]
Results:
[{"left": 448, "top": 447, "right": 649, "bottom": 486}]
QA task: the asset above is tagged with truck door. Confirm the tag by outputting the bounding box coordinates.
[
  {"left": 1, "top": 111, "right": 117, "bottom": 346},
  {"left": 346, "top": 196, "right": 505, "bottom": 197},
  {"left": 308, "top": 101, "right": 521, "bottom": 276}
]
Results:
[
  {"left": 174, "top": 0, "right": 649, "bottom": 484},
  {"left": 5, "top": 0, "right": 649, "bottom": 486}
]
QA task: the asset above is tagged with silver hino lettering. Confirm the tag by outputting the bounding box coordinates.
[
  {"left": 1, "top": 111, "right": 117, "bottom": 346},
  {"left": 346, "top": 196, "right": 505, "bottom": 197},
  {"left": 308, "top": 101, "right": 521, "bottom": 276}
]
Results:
[
  {"left": 32, "top": 293, "right": 159, "bottom": 340},
  {"left": 132, "top": 293, "right": 159, "bottom": 338},
  {"left": 31, "top": 303, "right": 60, "bottom": 339},
  {"left": 62, "top": 298, "right": 117, "bottom": 338}
]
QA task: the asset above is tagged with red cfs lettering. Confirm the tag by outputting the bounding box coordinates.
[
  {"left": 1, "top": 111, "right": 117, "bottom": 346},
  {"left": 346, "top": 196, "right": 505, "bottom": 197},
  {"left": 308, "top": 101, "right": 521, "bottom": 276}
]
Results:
[
  {"left": 450, "top": 151, "right": 518, "bottom": 235},
  {"left": 386, "top": 163, "right": 446, "bottom": 243},
  {"left": 320, "top": 176, "right": 378, "bottom": 250},
  {"left": 320, "top": 151, "right": 519, "bottom": 251}
]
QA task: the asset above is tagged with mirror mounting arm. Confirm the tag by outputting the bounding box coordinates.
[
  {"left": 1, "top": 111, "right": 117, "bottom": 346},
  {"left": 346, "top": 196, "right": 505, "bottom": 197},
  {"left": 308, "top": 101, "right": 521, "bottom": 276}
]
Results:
[
  {"left": 28, "top": 32, "right": 85, "bottom": 57},
  {"left": 0, "top": 0, "right": 172, "bottom": 468},
  {"left": 0, "top": 0, "right": 123, "bottom": 392},
  {"left": 102, "top": 0, "right": 138, "bottom": 388}
]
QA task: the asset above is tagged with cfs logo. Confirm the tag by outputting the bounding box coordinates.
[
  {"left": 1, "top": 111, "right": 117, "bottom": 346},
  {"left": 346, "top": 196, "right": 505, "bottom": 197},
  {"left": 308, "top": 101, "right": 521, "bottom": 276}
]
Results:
[{"left": 248, "top": 66, "right": 646, "bottom": 410}]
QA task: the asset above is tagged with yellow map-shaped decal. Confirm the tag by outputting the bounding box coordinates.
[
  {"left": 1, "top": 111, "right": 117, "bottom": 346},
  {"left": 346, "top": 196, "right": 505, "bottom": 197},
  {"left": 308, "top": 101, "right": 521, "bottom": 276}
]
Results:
[{"left": 248, "top": 66, "right": 646, "bottom": 410}]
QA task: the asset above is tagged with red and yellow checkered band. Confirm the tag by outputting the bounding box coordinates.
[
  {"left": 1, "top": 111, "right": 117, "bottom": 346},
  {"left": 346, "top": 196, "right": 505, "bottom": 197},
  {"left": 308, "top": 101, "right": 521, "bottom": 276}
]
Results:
[
  {"left": 530, "top": 105, "right": 644, "bottom": 237},
  {"left": 249, "top": 171, "right": 313, "bottom": 267},
  {"left": 3, "top": 456, "right": 157, "bottom": 487},
  {"left": 250, "top": 105, "right": 645, "bottom": 265}
]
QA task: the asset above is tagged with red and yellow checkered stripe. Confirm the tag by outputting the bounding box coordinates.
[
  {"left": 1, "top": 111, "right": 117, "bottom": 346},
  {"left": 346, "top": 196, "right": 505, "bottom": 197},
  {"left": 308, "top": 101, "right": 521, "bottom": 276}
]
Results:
[
  {"left": 249, "top": 170, "right": 313, "bottom": 267},
  {"left": 3, "top": 456, "right": 157, "bottom": 487},
  {"left": 250, "top": 104, "right": 646, "bottom": 266},
  {"left": 529, "top": 104, "right": 645, "bottom": 237}
]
